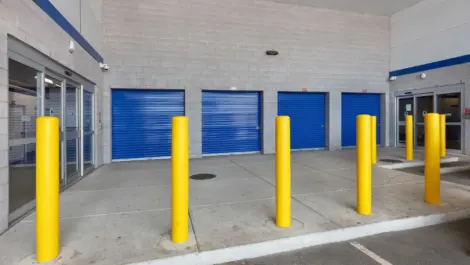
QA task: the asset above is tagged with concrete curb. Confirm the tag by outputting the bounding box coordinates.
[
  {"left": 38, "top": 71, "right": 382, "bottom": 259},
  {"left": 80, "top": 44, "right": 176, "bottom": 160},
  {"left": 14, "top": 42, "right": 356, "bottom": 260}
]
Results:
[
  {"left": 440, "top": 164, "right": 470, "bottom": 174},
  {"left": 129, "top": 209, "right": 470, "bottom": 265},
  {"left": 379, "top": 157, "right": 459, "bottom": 169}
]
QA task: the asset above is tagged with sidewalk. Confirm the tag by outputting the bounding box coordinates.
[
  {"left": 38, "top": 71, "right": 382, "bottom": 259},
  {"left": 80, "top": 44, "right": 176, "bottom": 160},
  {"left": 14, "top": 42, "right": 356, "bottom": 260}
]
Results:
[{"left": 1, "top": 148, "right": 470, "bottom": 265}]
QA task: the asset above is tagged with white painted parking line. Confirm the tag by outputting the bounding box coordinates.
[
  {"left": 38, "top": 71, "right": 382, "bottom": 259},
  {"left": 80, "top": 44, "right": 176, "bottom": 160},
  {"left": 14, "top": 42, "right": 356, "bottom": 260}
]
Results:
[{"left": 350, "top": 241, "right": 394, "bottom": 265}]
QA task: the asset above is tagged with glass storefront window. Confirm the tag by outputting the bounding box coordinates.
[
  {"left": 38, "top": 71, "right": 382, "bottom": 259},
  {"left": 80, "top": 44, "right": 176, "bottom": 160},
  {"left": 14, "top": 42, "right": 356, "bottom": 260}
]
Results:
[
  {"left": 437, "top": 93, "right": 461, "bottom": 123},
  {"left": 8, "top": 59, "right": 38, "bottom": 216},
  {"left": 446, "top": 125, "right": 461, "bottom": 150}
]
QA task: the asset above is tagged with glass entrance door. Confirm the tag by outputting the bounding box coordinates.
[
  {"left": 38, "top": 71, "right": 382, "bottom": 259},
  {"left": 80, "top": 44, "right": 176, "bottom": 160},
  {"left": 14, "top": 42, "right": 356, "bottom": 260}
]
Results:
[
  {"left": 396, "top": 90, "right": 462, "bottom": 151},
  {"left": 7, "top": 43, "right": 97, "bottom": 224},
  {"left": 437, "top": 92, "right": 461, "bottom": 150},
  {"left": 44, "top": 74, "right": 65, "bottom": 188},
  {"left": 397, "top": 97, "right": 413, "bottom": 145},
  {"left": 43, "top": 76, "right": 82, "bottom": 187},
  {"left": 82, "top": 89, "right": 94, "bottom": 172},
  {"left": 8, "top": 59, "right": 40, "bottom": 221},
  {"left": 415, "top": 95, "right": 434, "bottom": 147},
  {"left": 65, "top": 81, "right": 81, "bottom": 185}
]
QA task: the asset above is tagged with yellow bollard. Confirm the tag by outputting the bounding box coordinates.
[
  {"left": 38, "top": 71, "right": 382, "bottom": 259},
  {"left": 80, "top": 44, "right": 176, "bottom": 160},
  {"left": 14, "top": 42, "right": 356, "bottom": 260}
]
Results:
[
  {"left": 425, "top": 113, "right": 440, "bottom": 204},
  {"left": 276, "top": 116, "right": 291, "bottom": 228},
  {"left": 172, "top": 116, "right": 189, "bottom": 243},
  {"left": 440, "top": 114, "right": 446, "bottom": 157},
  {"left": 406, "top": 115, "right": 413, "bottom": 161},
  {"left": 357, "top": 115, "right": 372, "bottom": 215},
  {"left": 36, "top": 117, "right": 60, "bottom": 262},
  {"left": 370, "top": 116, "right": 377, "bottom": 165}
]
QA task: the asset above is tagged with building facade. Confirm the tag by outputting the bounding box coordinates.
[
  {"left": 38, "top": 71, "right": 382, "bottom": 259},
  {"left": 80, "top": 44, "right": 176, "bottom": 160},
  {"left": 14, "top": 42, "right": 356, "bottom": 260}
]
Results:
[
  {"left": 1, "top": 0, "right": 469, "bottom": 234},
  {"left": 101, "top": 0, "right": 391, "bottom": 161},
  {"left": 0, "top": 0, "right": 104, "bottom": 232}
]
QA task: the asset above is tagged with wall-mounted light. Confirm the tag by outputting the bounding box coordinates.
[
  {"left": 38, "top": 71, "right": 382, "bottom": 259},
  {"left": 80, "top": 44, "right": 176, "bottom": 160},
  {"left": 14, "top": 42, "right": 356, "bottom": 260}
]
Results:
[
  {"left": 389, "top": 76, "right": 397, "bottom": 81},
  {"left": 100, "top": 62, "right": 109, "bottom": 71},
  {"left": 69, "top": 40, "right": 75, "bottom": 54},
  {"left": 266, "top": 50, "right": 279, "bottom": 56},
  {"left": 420, "top": 73, "right": 427, "bottom": 79}
]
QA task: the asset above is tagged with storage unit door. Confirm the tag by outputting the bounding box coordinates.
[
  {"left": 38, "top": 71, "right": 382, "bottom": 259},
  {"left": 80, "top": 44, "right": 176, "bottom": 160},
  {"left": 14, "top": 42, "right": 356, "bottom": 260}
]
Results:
[
  {"left": 112, "top": 89, "right": 184, "bottom": 160},
  {"left": 341, "top": 93, "right": 381, "bottom": 147},
  {"left": 202, "top": 91, "right": 261, "bottom": 155},
  {"left": 278, "top": 92, "right": 326, "bottom": 149}
]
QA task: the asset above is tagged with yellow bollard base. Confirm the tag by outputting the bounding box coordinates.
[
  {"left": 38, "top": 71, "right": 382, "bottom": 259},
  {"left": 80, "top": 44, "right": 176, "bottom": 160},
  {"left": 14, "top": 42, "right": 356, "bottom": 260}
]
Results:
[
  {"left": 425, "top": 199, "right": 441, "bottom": 205},
  {"left": 356, "top": 209, "right": 372, "bottom": 216},
  {"left": 276, "top": 221, "right": 291, "bottom": 228},
  {"left": 357, "top": 204, "right": 372, "bottom": 216},
  {"left": 171, "top": 230, "right": 189, "bottom": 244},
  {"left": 20, "top": 247, "right": 76, "bottom": 265},
  {"left": 161, "top": 234, "right": 197, "bottom": 251}
]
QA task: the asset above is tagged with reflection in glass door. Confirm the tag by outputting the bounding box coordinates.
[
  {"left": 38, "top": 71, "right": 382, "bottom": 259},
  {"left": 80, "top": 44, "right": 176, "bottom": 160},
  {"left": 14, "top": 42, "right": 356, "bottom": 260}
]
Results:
[
  {"left": 397, "top": 97, "right": 413, "bottom": 145},
  {"left": 437, "top": 93, "right": 461, "bottom": 150},
  {"left": 416, "top": 95, "right": 434, "bottom": 147},
  {"left": 8, "top": 59, "right": 39, "bottom": 221},
  {"left": 65, "top": 81, "right": 81, "bottom": 184},
  {"left": 44, "top": 74, "right": 65, "bottom": 187},
  {"left": 83, "top": 90, "right": 94, "bottom": 172}
]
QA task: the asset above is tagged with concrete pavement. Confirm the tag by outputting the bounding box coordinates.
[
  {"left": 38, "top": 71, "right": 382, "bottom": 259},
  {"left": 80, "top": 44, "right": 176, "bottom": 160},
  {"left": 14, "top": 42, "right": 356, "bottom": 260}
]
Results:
[{"left": 1, "top": 148, "right": 470, "bottom": 265}]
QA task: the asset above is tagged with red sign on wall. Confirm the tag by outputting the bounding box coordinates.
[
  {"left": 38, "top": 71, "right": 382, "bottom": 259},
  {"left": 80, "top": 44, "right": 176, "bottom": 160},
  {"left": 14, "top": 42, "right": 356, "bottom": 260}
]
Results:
[
  {"left": 464, "top": 108, "right": 470, "bottom": 119},
  {"left": 302, "top": 88, "right": 308, "bottom": 92},
  {"left": 362, "top": 89, "right": 367, "bottom": 93}
]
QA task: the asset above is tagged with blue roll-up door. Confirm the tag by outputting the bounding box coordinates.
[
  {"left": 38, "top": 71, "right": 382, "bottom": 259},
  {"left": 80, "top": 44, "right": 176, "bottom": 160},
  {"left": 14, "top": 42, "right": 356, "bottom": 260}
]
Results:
[
  {"left": 278, "top": 92, "right": 326, "bottom": 149},
  {"left": 202, "top": 91, "right": 261, "bottom": 155},
  {"left": 112, "top": 89, "right": 184, "bottom": 160},
  {"left": 341, "top": 93, "right": 381, "bottom": 147}
]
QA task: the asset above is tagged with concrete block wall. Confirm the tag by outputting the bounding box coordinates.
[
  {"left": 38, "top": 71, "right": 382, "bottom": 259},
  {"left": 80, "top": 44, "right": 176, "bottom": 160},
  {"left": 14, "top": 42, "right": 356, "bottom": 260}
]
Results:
[
  {"left": 0, "top": 31, "right": 7, "bottom": 232},
  {"left": 102, "top": 0, "right": 390, "bottom": 162},
  {"left": 391, "top": 0, "right": 470, "bottom": 70},
  {"left": 49, "top": 0, "right": 81, "bottom": 30},
  {"left": 50, "top": 0, "right": 103, "bottom": 53},
  {"left": 80, "top": 0, "right": 103, "bottom": 53},
  {"left": 0, "top": 0, "right": 104, "bottom": 233}
]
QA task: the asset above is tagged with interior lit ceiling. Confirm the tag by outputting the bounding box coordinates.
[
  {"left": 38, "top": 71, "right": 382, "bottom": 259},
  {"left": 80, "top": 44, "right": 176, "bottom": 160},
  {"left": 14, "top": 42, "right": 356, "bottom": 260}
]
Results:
[{"left": 265, "top": 0, "right": 425, "bottom": 16}]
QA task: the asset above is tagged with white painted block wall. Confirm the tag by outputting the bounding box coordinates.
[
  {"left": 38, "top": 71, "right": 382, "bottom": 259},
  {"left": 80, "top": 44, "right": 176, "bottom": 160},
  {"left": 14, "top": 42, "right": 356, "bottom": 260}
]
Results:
[
  {"left": 50, "top": 0, "right": 103, "bottom": 53},
  {"left": 391, "top": 0, "right": 470, "bottom": 70},
  {"left": 102, "top": 0, "right": 390, "bottom": 162}
]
